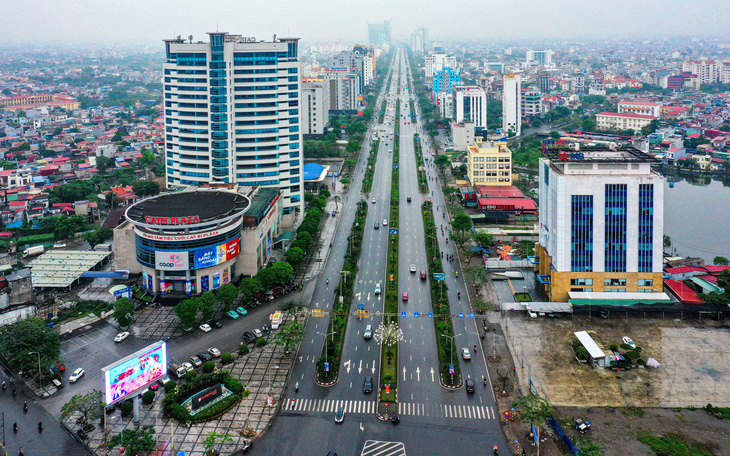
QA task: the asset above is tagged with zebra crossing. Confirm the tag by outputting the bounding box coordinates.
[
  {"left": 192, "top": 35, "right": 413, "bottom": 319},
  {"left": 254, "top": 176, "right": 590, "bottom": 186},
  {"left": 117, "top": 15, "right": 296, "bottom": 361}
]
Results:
[
  {"left": 281, "top": 398, "right": 496, "bottom": 420},
  {"left": 361, "top": 440, "right": 406, "bottom": 456}
]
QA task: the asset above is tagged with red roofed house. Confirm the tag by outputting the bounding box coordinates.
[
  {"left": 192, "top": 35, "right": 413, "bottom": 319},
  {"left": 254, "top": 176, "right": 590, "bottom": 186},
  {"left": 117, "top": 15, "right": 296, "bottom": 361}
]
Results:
[
  {"left": 477, "top": 185, "right": 525, "bottom": 199},
  {"left": 663, "top": 279, "right": 705, "bottom": 305},
  {"left": 108, "top": 185, "right": 139, "bottom": 206},
  {"left": 664, "top": 266, "right": 705, "bottom": 280},
  {"left": 703, "top": 265, "right": 730, "bottom": 275}
]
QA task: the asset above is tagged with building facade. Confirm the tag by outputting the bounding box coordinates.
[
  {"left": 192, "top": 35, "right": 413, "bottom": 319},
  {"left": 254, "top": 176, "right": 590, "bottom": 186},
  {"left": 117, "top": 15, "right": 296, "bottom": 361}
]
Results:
[
  {"left": 617, "top": 101, "right": 660, "bottom": 118},
  {"left": 521, "top": 88, "right": 543, "bottom": 119},
  {"left": 411, "top": 28, "right": 428, "bottom": 54},
  {"left": 368, "top": 21, "right": 391, "bottom": 47},
  {"left": 596, "top": 112, "right": 654, "bottom": 132},
  {"left": 466, "top": 138, "right": 512, "bottom": 186},
  {"left": 682, "top": 60, "right": 718, "bottom": 84},
  {"left": 301, "top": 81, "right": 329, "bottom": 136},
  {"left": 452, "top": 86, "right": 488, "bottom": 130},
  {"left": 163, "top": 33, "right": 303, "bottom": 217},
  {"left": 537, "top": 147, "right": 664, "bottom": 302},
  {"left": 425, "top": 52, "right": 457, "bottom": 82},
  {"left": 433, "top": 67, "right": 461, "bottom": 95},
  {"left": 324, "top": 68, "right": 361, "bottom": 112},
  {"left": 502, "top": 74, "right": 522, "bottom": 136},
  {"left": 525, "top": 50, "right": 555, "bottom": 68}
]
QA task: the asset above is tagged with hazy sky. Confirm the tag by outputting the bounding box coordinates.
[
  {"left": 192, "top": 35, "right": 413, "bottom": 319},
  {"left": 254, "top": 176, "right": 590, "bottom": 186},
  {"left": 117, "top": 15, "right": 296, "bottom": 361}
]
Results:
[{"left": 1, "top": 0, "right": 728, "bottom": 45}]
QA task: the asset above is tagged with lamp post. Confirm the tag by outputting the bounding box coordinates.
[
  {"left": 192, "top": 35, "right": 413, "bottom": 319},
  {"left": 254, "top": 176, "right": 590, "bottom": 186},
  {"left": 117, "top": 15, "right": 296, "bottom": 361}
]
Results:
[
  {"left": 316, "top": 330, "right": 337, "bottom": 376},
  {"left": 28, "top": 351, "right": 42, "bottom": 395},
  {"left": 441, "top": 334, "right": 461, "bottom": 384}
]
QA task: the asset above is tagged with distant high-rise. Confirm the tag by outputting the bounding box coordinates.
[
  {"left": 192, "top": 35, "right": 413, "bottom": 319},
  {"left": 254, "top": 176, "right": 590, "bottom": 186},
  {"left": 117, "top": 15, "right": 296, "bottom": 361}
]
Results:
[
  {"left": 425, "top": 51, "right": 457, "bottom": 84},
  {"left": 526, "top": 49, "right": 555, "bottom": 68},
  {"left": 163, "top": 32, "right": 303, "bottom": 217},
  {"left": 411, "top": 27, "right": 428, "bottom": 54},
  {"left": 502, "top": 73, "right": 522, "bottom": 136},
  {"left": 368, "top": 21, "right": 391, "bottom": 47},
  {"left": 452, "top": 86, "right": 487, "bottom": 130}
]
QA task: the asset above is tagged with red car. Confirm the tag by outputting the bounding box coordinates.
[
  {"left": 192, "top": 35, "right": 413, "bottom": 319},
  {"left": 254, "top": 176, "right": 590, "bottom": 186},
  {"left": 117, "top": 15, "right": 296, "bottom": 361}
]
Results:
[
  {"left": 420, "top": 271, "right": 427, "bottom": 280},
  {"left": 402, "top": 293, "right": 409, "bottom": 301}
]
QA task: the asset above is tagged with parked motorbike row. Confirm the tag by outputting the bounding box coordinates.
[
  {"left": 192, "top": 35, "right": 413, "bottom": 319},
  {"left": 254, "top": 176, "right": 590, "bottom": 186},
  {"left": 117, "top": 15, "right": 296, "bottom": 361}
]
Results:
[{"left": 248, "top": 282, "right": 300, "bottom": 308}]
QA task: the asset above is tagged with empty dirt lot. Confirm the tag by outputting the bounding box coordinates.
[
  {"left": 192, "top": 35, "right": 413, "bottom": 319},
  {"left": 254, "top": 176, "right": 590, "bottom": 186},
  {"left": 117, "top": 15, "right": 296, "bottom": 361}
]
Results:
[{"left": 504, "top": 315, "right": 730, "bottom": 408}]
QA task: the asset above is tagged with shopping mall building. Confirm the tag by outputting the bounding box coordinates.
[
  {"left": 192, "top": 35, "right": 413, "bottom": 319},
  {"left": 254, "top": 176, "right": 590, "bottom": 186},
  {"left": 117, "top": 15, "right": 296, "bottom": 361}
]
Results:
[{"left": 114, "top": 186, "right": 282, "bottom": 295}]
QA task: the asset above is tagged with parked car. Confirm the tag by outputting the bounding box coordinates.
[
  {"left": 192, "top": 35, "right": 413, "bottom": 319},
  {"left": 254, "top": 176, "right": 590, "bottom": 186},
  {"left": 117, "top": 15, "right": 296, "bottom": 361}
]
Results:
[
  {"left": 465, "top": 379, "right": 475, "bottom": 393},
  {"left": 622, "top": 336, "right": 636, "bottom": 349},
  {"left": 211, "top": 320, "right": 222, "bottom": 329},
  {"left": 197, "top": 352, "right": 213, "bottom": 362},
  {"left": 236, "top": 307, "right": 248, "bottom": 316},
  {"left": 182, "top": 362, "right": 194, "bottom": 372},
  {"left": 252, "top": 328, "right": 263, "bottom": 339},
  {"left": 199, "top": 324, "right": 212, "bottom": 333},
  {"left": 114, "top": 332, "right": 130, "bottom": 343},
  {"left": 189, "top": 356, "right": 202, "bottom": 368},
  {"left": 363, "top": 376, "right": 373, "bottom": 394},
  {"left": 461, "top": 348, "right": 471, "bottom": 360},
  {"left": 242, "top": 331, "right": 256, "bottom": 344},
  {"left": 69, "top": 368, "right": 85, "bottom": 383},
  {"left": 226, "top": 310, "right": 240, "bottom": 319},
  {"left": 207, "top": 347, "right": 221, "bottom": 358}
]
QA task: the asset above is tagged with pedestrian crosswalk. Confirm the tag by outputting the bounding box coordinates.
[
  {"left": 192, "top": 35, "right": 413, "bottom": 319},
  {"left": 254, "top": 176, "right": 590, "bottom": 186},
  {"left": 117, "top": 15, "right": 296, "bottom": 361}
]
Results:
[
  {"left": 281, "top": 398, "right": 496, "bottom": 420},
  {"left": 362, "top": 440, "right": 406, "bottom": 456}
]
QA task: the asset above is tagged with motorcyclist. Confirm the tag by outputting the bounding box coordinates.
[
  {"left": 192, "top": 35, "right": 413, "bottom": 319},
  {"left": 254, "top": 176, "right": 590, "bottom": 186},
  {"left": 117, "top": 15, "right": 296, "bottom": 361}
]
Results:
[
  {"left": 295, "top": 382, "right": 299, "bottom": 392},
  {"left": 483, "top": 375, "right": 487, "bottom": 386},
  {"left": 38, "top": 421, "right": 43, "bottom": 432},
  {"left": 474, "top": 344, "right": 477, "bottom": 353},
  {"left": 13, "top": 422, "right": 17, "bottom": 433},
  {"left": 457, "top": 291, "right": 461, "bottom": 299},
  {"left": 493, "top": 445, "right": 498, "bottom": 455},
  {"left": 23, "top": 401, "right": 28, "bottom": 412}
]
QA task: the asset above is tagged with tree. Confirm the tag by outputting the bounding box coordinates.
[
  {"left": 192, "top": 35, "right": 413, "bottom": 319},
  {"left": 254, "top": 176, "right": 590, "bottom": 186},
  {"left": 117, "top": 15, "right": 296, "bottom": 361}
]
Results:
[
  {"left": 271, "top": 262, "right": 294, "bottom": 284},
  {"left": 174, "top": 299, "right": 199, "bottom": 330},
  {"left": 473, "top": 299, "right": 492, "bottom": 315},
  {"left": 239, "top": 278, "right": 262, "bottom": 301},
  {"left": 255, "top": 267, "right": 278, "bottom": 290},
  {"left": 345, "top": 140, "right": 361, "bottom": 154},
  {"left": 49, "top": 180, "right": 95, "bottom": 204},
  {"left": 451, "top": 213, "right": 473, "bottom": 246},
  {"left": 512, "top": 394, "right": 554, "bottom": 456},
  {"left": 216, "top": 283, "right": 238, "bottom": 312},
  {"left": 132, "top": 180, "right": 160, "bottom": 197},
  {"left": 61, "top": 389, "right": 103, "bottom": 424},
  {"left": 0, "top": 318, "right": 60, "bottom": 376},
  {"left": 549, "top": 131, "right": 560, "bottom": 139},
  {"left": 713, "top": 256, "right": 729, "bottom": 266},
  {"left": 114, "top": 297, "right": 135, "bottom": 328},
  {"left": 473, "top": 231, "right": 493, "bottom": 249},
  {"left": 271, "top": 321, "right": 305, "bottom": 354},
  {"left": 465, "top": 266, "right": 490, "bottom": 295},
  {"left": 140, "top": 150, "right": 156, "bottom": 167},
  {"left": 85, "top": 227, "right": 113, "bottom": 249},
  {"left": 202, "top": 361, "right": 215, "bottom": 373},
  {"left": 109, "top": 426, "right": 156, "bottom": 456},
  {"left": 197, "top": 292, "right": 217, "bottom": 321},
  {"left": 204, "top": 431, "right": 233, "bottom": 456},
  {"left": 434, "top": 154, "right": 449, "bottom": 169},
  {"left": 286, "top": 247, "right": 305, "bottom": 268}
]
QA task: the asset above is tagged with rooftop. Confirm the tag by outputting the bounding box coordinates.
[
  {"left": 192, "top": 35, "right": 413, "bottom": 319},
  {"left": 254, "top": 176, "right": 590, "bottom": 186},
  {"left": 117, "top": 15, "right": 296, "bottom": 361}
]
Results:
[
  {"left": 29, "top": 250, "right": 111, "bottom": 288},
  {"left": 596, "top": 112, "right": 656, "bottom": 119},
  {"left": 545, "top": 145, "right": 659, "bottom": 164},
  {"left": 125, "top": 190, "right": 249, "bottom": 224}
]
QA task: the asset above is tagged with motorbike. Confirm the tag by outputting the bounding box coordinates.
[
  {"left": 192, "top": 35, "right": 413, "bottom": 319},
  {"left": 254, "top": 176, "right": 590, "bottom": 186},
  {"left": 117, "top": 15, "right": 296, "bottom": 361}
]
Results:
[
  {"left": 23, "top": 402, "right": 28, "bottom": 412},
  {"left": 391, "top": 414, "right": 400, "bottom": 425},
  {"left": 38, "top": 422, "right": 43, "bottom": 432}
]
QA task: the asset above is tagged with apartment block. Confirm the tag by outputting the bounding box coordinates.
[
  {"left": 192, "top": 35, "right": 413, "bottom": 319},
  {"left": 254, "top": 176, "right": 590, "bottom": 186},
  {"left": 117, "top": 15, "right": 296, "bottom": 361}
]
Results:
[{"left": 466, "top": 138, "right": 512, "bottom": 186}]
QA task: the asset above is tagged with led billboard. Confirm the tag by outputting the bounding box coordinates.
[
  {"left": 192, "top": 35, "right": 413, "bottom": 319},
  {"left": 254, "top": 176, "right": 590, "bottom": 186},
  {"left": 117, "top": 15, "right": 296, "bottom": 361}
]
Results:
[
  {"left": 193, "top": 237, "right": 240, "bottom": 269},
  {"left": 102, "top": 341, "right": 167, "bottom": 405}
]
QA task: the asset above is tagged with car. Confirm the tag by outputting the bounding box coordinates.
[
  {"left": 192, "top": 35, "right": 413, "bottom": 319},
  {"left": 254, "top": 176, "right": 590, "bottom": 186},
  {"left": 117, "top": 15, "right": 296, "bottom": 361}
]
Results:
[
  {"left": 158, "top": 376, "right": 171, "bottom": 387},
  {"left": 242, "top": 331, "right": 256, "bottom": 344},
  {"left": 226, "top": 310, "right": 240, "bottom": 319},
  {"left": 199, "top": 324, "right": 212, "bottom": 333},
  {"left": 402, "top": 293, "right": 409, "bottom": 301},
  {"left": 465, "top": 378, "right": 475, "bottom": 393},
  {"left": 371, "top": 198, "right": 376, "bottom": 204},
  {"left": 599, "top": 310, "right": 610, "bottom": 319},
  {"left": 374, "top": 222, "right": 379, "bottom": 229},
  {"left": 420, "top": 270, "right": 427, "bottom": 280},
  {"left": 383, "top": 219, "right": 388, "bottom": 226},
  {"left": 410, "top": 264, "right": 416, "bottom": 273},
  {"left": 189, "top": 356, "right": 202, "bottom": 368},
  {"left": 69, "top": 367, "right": 85, "bottom": 383},
  {"left": 52, "top": 378, "right": 63, "bottom": 389},
  {"left": 364, "top": 325, "right": 373, "bottom": 339},
  {"left": 461, "top": 348, "right": 471, "bottom": 360},
  {"left": 363, "top": 376, "right": 373, "bottom": 394},
  {"left": 374, "top": 282, "right": 382, "bottom": 295},
  {"left": 622, "top": 336, "right": 637, "bottom": 349},
  {"left": 528, "top": 310, "right": 538, "bottom": 319},
  {"left": 252, "top": 328, "right": 263, "bottom": 339},
  {"left": 114, "top": 332, "right": 130, "bottom": 343},
  {"left": 182, "top": 362, "right": 194, "bottom": 372},
  {"left": 53, "top": 242, "right": 67, "bottom": 248},
  {"left": 236, "top": 307, "right": 248, "bottom": 316},
  {"left": 211, "top": 320, "right": 222, "bottom": 329},
  {"left": 208, "top": 347, "right": 221, "bottom": 358},
  {"left": 407, "top": 196, "right": 412, "bottom": 203},
  {"left": 334, "top": 406, "right": 345, "bottom": 423},
  {"left": 197, "top": 352, "right": 213, "bottom": 362}
]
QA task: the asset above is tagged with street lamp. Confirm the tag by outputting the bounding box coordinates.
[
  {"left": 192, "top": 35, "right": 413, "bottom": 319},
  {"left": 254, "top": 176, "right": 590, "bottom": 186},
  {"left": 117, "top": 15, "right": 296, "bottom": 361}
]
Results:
[
  {"left": 28, "top": 351, "right": 42, "bottom": 395},
  {"left": 316, "top": 330, "right": 337, "bottom": 375},
  {"left": 441, "top": 334, "right": 461, "bottom": 384}
]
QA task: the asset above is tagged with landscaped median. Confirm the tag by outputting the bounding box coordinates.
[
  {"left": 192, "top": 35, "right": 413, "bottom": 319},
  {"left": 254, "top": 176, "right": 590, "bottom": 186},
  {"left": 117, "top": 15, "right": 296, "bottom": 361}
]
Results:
[
  {"left": 314, "top": 200, "right": 369, "bottom": 385},
  {"left": 414, "top": 134, "right": 428, "bottom": 194},
  {"left": 378, "top": 125, "right": 400, "bottom": 417},
  {"left": 361, "top": 140, "right": 379, "bottom": 195},
  {"left": 421, "top": 200, "right": 462, "bottom": 388}
]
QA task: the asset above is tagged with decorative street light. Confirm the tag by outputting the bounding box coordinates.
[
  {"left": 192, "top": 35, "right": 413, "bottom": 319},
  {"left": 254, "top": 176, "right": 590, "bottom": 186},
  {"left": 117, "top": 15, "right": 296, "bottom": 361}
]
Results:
[{"left": 441, "top": 334, "right": 461, "bottom": 384}]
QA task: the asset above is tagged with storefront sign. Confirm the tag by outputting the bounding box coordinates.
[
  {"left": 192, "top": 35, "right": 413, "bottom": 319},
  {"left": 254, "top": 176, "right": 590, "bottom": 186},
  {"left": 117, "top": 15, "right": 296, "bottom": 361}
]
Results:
[
  {"left": 145, "top": 215, "right": 200, "bottom": 225},
  {"left": 155, "top": 251, "right": 189, "bottom": 271},
  {"left": 137, "top": 230, "right": 221, "bottom": 241},
  {"left": 222, "top": 269, "right": 229, "bottom": 284},
  {"left": 212, "top": 272, "right": 220, "bottom": 289}
]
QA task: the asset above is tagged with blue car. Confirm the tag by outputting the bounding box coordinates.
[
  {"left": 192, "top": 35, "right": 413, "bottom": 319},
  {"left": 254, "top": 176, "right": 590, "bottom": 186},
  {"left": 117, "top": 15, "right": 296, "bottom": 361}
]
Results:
[
  {"left": 226, "top": 310, "right": 240, "bottom": 319},
  {"left": 236, "top": 307, "right": 248, "bottom": 316}
]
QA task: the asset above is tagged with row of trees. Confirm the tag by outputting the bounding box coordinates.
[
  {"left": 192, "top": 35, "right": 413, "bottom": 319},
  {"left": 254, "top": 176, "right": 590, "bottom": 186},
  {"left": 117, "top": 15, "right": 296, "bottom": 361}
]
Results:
[
  {"left": 173, "top": 284, "right": 239, "bottom": 330},
  {"left": 238, "top": 262, "right": 295, "bottom": 305},
  {"left": 285, "top": 189, "right": 330, "bottom": 268}
]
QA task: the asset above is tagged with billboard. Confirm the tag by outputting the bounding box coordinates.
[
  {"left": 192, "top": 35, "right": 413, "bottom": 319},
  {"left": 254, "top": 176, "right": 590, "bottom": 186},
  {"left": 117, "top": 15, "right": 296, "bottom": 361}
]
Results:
[
  {"left": 155, "top": 251, "right": 189, "bottom": 271},
  {"left": 102, "top": 341, "right": 167, "bottom": 405},
  {"left": 193, "top": 237, "right": 240, "bottom": 269}
]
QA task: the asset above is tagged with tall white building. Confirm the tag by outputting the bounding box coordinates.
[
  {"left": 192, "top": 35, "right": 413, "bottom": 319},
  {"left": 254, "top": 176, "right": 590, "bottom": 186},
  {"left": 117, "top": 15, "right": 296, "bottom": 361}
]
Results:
[
  {"left": 682, "top": 60, "right": 718, "bottom": 84},
  {"left": 537, "top": 146, "right": 664, "bottom": 302},
  {"left": 323, "top": 68, "right": 360, "bottom": 112},
  {"left": 411, "top": 28, "right": 428, "bottom": 54},
  {"left": 163, "top": 33, "right": 303, "bottom": 217},
  {"left": 425, "top": 51, "right": 457, "bottom": 82},
  {"left": 302, "top": 81, "right": 329, "bottom": 136},
  {"left": 526, "top": 49, "right": 555, "bottom": 68},
  {"left": 452, "top": 86, "right": 488, "bottom": 130},
  {"left": 502, "top": 73, "right": 522, "bottom": 136}
]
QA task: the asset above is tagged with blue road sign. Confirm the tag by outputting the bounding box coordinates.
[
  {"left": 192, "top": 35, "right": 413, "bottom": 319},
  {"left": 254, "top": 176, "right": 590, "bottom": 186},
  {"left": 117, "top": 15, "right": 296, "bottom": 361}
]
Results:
[
  {"left": 401, "top": 311, "right": 407, "bottom": 318},
  {"left": 393, "top": 164, "right": 399, "bottom": 168},
  {"left": 433, "top": 273, "right": 445, "bottom": 281},
  {"left": 324, "top": 362, "right": 330, "bottom": 372},
  {"left": 414, "top": 312, "right": 420, "bottom": 318},
  {"left": 449, "top": 365, "right": 455, "bottom": 375},
  {"left": 389, "top": 228, "right": 398, "bottom": 235},
  {"left": 428, "top": 312, "right": 434, "bottom": 318},
  {"left": 458, "top": 312, "right": 464, "bottom": 319},
  {"left": 469, "top": 312, "right": 475, "bottom": 319},
  {"left": 358, "top": 304, "right": 364, "bottom": 309}
]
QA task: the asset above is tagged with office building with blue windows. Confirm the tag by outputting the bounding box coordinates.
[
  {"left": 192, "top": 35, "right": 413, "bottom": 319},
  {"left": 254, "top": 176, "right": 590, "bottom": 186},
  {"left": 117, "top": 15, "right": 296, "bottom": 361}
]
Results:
[
  {"left": 163, "top": 32, "right": 303, "bottom": 224},
  {"left": 536, "top": 146, "right": 665, "bottom": 302},
  {"left": 432, "top": 67, "right": 460, "bottom": 96}
]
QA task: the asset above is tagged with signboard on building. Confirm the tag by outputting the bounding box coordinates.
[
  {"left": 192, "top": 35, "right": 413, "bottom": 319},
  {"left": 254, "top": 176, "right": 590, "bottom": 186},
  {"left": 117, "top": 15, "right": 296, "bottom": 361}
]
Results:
[
  {"left": 155, "top": 251, "right": 189, "bottom": 271},
  {"left": 193, "top": 237, "right": 240, "bottom": 269},
  {"left": 144, "top": 215, "right": 200, "bottom": 225}
]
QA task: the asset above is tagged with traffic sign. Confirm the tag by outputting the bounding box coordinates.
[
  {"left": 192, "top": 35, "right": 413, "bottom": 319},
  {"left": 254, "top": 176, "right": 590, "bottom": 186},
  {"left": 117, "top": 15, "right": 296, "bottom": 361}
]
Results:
[
  {"left": 428, "top": 312, "right": 433, "bottom": 318},
  {"left": 458, "top": 312, "right": 464, "bottom": 319},
  {"left": 324, "top": 362, "right": 330, "bottom": 372},
  {"left": 358, "top": 304, "right": 364, "bottom": 309},
  {"left": 401, "top": 311, "right": 406, "bottom": 318},
  {"left": 433, "top": 273, "right": 445, "bottom": 281},
  {"left": 312, "top": 309, "right": 325, "bottom": 317},
  {"left": 414, "top": 312, "right": 420, "bottom": 318},
  {"left": 449, "top": 365, "right": 455, "bottom": 375},
  {"left": 389, "top": 228, "right": 398, "bottom": 235}
]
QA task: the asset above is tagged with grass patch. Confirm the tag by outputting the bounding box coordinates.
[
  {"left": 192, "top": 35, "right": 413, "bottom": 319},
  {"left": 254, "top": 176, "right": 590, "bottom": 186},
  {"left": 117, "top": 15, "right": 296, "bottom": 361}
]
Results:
[
  {"left": 55, "top": 299, "right": 114, "bottom": 324},
  {"left": 703, "top": 403, "right": 730, "bottom": 420},
  {"left": 514, "top": 292, "right": 532, "bottom": 302},
  {"left": 575, "top": 436, "right": 604, "bottom": 456},
  {"left": 637, "top": 431, "right": 714, "bottom": 456},
  {"left": 621, "top": 407, "right": 645, "bottom": 418}
]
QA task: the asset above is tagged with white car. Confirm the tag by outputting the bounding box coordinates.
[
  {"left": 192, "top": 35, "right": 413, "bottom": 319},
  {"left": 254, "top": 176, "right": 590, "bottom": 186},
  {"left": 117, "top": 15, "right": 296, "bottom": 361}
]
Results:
[
  {"left": 182, "top": 362, "right": 194, "bottom": 372},
  {"left": 371, "top": 198, "right": 376, "bottom": 204},
  {"left": 622, "top": 336, "right": 637, "bottom": 349},
  {"left": 199, "top": 324, "right": 212, "bottom": 333},
  {"left": 208, "top": 347, "right": 222, "bottom": 358},
  {"left": 114, "top": 332, "right": 130, "bottom": 343},
  {"left": 69, "top": 368, "right": 85, "bottom": 383},
  {"left": 410, "top": 264, "right": 416, "bottom": 273},
  {"left": 383, "top": 219, "right": 388, "bottom": 226},
  {"left": 374, "top": 282, "right": 382, "bottom": 295},
  {"left": 461, "top": 348, "right": 471, "bottom": 360}
]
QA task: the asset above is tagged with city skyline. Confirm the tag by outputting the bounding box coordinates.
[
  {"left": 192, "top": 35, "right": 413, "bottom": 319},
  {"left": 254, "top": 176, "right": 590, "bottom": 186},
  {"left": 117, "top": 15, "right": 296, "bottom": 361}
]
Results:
[{"left": 1, "top": 0, "right": 729, "bottom": 45}]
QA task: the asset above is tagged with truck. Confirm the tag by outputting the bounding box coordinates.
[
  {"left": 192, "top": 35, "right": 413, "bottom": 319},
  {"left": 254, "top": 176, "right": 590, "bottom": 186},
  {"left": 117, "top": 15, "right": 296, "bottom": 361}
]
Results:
[
  {"left": 23, "top": 245, "right": 45, "bottom": 258},
  {"left": 167, "top": 362, "right": 186, "bottom": 379}
]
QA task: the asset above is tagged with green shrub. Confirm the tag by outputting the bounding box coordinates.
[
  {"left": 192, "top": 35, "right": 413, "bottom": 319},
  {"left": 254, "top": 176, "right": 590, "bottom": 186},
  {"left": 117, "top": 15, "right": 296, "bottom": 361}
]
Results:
[
  {"left": 619, "top": 343, "right": 632, "bottom": 351},
  {"left": 256, "top": 337, "right": 267, "bottom": 347},
  {"left": 225, "top": 377, "right": 244, "bottom": 394},
  {"left": 575, "top": 346, "right": 588, "bottom": 360},
  {"left": 609, "top": 344, "right": 619, "bottom": 352},
  {"left": 164, "top": 380, "right": 177, "bottom": 393},
  {"left": 636, "top": 358, "right": 646, "bottom": 366},
  {"left": 238, "top": 345, "right": 249, "bottom": 355},
  {"left": 571, "top": 339, "right": 581, "bottom": 350},
  {"left": 185, "top": 370, "right": 198, "bottom": 381},
  {"left": 202, "top": 361, "right": 215, "bottom": 373},
  {"left": 120, "top": 401, "right": 133, "bottom": 416},
  {"left": 190, "top": 393, "right": 242, "bottom": 422},
  {"left": 221, "top": 353, "right": 233, "bottom": 365},
  {"left": 141, "top": 390, "right": 155, "bottom": 405}
]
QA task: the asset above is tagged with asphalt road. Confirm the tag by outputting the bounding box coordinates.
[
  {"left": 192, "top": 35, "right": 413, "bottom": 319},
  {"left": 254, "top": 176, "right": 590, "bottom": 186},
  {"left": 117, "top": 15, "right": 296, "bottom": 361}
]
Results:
[{"left": 252, "top": 50, "right": 511, "bottom": 456}]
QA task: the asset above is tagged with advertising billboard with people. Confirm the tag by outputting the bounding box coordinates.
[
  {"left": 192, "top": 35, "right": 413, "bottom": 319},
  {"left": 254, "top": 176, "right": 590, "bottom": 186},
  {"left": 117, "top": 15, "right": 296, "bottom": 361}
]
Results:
[{"left": 102, "top": 341, "right": 167, "bottom": 405}]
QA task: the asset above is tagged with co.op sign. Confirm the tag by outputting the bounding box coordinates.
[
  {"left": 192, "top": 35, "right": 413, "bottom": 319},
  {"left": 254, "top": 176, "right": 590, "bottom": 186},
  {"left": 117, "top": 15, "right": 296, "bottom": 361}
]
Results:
[{"left": 154, "top": 251, "right": 189, "bottom": 271}]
